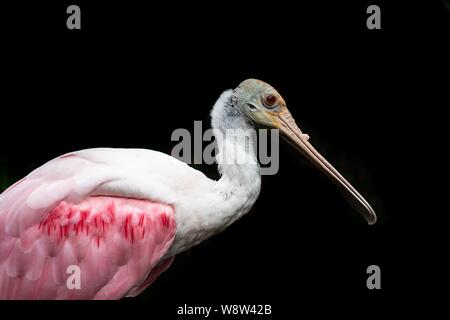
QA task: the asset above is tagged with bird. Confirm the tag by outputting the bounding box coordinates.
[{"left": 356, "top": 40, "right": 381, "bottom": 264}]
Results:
[{"left": 0, "top": 79, "right": 376, "bottom": 299}]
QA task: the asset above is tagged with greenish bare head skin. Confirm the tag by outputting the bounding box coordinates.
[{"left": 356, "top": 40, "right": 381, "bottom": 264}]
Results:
[
  {"left": 232, "top": 78, "right": 377, "bottom": 225},
  {"left": 233, "top": 79, "right": 288, "bottom": 128}
]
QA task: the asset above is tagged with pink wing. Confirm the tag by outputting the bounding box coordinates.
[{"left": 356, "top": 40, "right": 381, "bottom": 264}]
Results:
[{"left": 0, "top": 154, "right": 176, "bottom": 299}]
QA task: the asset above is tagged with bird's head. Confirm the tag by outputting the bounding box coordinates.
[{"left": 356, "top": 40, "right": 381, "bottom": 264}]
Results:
[{"left": 233, "top": 78, "right": 377, "bottom": 225}]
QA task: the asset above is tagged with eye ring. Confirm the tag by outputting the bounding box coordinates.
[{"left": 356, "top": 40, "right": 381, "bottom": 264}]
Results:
[{"left": 263, "top": 94, "right": 278, "bottom": 108}]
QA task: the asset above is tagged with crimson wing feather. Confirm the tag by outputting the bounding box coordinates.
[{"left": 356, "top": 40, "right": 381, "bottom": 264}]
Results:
[{"left": 0, "top": 154, "right": 176, "bottom": 299}]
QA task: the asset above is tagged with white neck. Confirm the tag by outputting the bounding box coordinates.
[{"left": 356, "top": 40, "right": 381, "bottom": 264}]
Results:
[
  {"left": 209, "top": 90, "right": 262, "bottom": 228},
  {"left": 166, "top": 90, "right": 261, "bottom": 256}
]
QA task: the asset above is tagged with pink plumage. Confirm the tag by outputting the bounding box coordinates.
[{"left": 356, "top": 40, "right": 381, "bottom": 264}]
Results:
[{"left": 0, "top": 154, "right": 176, "bottom": 299}]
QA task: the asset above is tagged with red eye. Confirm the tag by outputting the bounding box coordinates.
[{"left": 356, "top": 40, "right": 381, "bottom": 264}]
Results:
[{"left": 263, "top": 94, "right": 277, "bottom": 107}]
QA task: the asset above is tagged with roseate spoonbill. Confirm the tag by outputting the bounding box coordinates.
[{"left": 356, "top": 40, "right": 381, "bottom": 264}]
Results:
[{"left": 0, "top": 79, "right": 376, "bottom": 299}]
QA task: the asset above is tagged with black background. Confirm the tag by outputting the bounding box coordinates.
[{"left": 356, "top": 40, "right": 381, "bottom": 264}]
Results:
[{"left": 1, "top": 0, "right": 449, "bottom": 316}]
